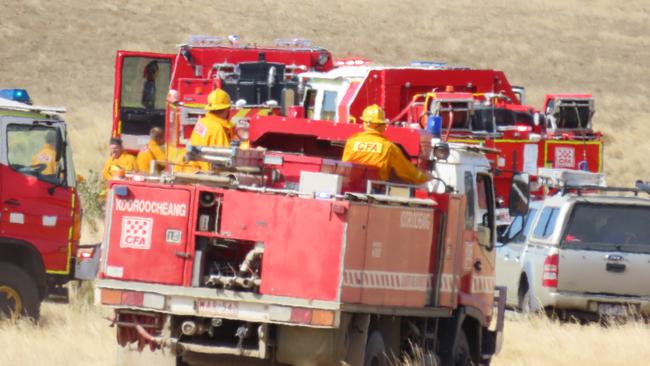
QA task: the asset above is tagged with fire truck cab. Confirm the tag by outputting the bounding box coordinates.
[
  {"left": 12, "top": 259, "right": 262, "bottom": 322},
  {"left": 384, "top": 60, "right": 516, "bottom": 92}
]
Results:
[
  {"left": 0, "top": 96, "right": 83, "bottom": 320},
  {"left": 111, "top": 36, "right": 334, "bottom": 156}
]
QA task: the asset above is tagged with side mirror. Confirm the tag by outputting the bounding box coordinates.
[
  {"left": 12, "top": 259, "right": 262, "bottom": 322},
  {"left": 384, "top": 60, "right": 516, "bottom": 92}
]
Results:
[{"left": 509, "top": 173, "right": 530, "bottom": 217}]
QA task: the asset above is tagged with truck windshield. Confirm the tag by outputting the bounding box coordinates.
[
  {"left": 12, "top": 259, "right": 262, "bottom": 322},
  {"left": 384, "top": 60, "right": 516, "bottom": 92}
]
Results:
[
  {"left": 6, "top": 124, "right": 66, "bottom": 185},
  {"left": 561, "top": 203, "right": 650, "bottom": 253},
  {"left": 556, "top": 106, "right": 590, "bottom": 129},
  {"left": 471, "top": 108, "right": 534, "bottom": 132}
]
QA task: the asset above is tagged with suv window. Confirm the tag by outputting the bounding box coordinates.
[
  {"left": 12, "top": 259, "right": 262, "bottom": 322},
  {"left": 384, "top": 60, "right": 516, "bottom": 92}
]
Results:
[
  {"left": 561, "top": 203, "right": 650, "bottom": 253},
  {"left": 7, "top": 124, "right": 65, "bottom": 185},
  {"left": 533, "top": 207, "right": 560, "bottom": 239},
  {"left": 504, "top": 207, "right": 537, "bottom": 243}
]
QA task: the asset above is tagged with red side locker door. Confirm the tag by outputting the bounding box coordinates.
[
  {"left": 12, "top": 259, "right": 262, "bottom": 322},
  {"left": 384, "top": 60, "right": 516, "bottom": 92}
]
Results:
[
  {"left": 112, "top": 51, "right": 176, "bottom": 152},
  {"left": 0, "top": 116, "right": 75, "bottom": 275},
  {"left": 102, "top": 182, "right": 194, "bottom": 285}
]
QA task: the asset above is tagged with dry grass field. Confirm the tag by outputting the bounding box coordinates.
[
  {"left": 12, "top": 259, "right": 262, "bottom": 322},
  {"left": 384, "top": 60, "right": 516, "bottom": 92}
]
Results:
[
  {"left": 1, "top": 0, "right": 649, "bottom": 184},
  {"left": 1, "top": 1, "right": 650, "bottom": 365},
  {"left": 2, "top": 303, "right": 650, "bottom": 366}
]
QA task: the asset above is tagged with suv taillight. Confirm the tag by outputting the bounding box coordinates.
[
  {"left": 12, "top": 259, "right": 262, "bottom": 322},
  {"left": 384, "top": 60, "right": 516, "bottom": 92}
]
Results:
[{"left": 542, "top": 254, "right": 559, "bottom": 288}]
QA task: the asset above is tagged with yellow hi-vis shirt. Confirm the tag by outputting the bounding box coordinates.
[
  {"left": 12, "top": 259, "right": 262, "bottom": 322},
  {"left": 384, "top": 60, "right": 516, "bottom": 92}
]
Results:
[
  {"left": 188, "top": 113, "right": 234, "bottom": 172},
  {"left": 102, "top": 152, "right": 137, "bottom": 180},
  {"left": 136, "top": 140, "right": 166, "bottom": 173},
  {"left": 342, "top": 129, "right": 429, "bottom": 185},
  {"left": 190, "top": 113, "right": 234, "bottom": 148},
  {"left": 32, "top": 143, "right": 57, "bottom": 175}
]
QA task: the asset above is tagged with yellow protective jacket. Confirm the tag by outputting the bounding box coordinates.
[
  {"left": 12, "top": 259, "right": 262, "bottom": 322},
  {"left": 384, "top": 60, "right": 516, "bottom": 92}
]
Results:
[
  {"left": 32, "top": 143, "right": 57, "bottom": 175},
  {"left": 187, "top": 113, "right": 234, "bottom": 172},
  {"left": 102, "top": 152, "right": 137, "bottom": 180},
  {"left": 190, "top": 113, "right": 234, "bottom": 148},
  {"left": 136, "top": 140, "right": 166, "bottom": 173},
  {"left": 342, "top": 129, "right": 429, "bottom": 185}
]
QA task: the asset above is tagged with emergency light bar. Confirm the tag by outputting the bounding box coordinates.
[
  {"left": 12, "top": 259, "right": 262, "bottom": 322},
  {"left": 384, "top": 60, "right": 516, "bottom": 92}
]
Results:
[
  {"left": 538, "top": 168, "right": 606, "bottom": 188},
  {"left": 410, "top": 61, "right": 448, "bottom": 69},
  {"left": 334, "top": 58, "right": 369, "bottom": 67},
  {"left": 0, "top": 97, "right": 66, "bottom": 114},
  {"left": 0, "top": 88, "right": 32, "bottom": 104}
]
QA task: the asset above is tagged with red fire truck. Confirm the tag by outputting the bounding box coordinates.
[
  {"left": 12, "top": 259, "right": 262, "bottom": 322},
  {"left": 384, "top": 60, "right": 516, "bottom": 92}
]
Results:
[
  {"left": 293, "top": 66, "right": 602, "bottom": 220},
  {"left": 96, "top": 38, "right": 531, "bottom": 365},
  {"left": 0, "top": 95, "right": 91, "bottom": 320},
  {"left": 110, "top": 35, "right": 333, "bottom": 159}
]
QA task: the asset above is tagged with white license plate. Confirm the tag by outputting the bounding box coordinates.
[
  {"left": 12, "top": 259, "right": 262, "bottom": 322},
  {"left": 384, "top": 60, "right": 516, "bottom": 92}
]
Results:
[
  {"left": 597, "top": 303, "right": 629, "bottom": 317},
  {"left": 197, "top": 299, "right": 239, "bottom": 317}
]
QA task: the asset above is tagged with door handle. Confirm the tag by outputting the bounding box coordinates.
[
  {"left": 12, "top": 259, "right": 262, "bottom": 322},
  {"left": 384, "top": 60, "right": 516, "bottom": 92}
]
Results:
[
  {"left": 175, "top": 251, "right": 192, "bottom": 259},
  {"left": 4, "top": 199, "right": 20, "bottom": 207},
  {"left": 606, "top": 262, "right": 626, "bottom": 273}
]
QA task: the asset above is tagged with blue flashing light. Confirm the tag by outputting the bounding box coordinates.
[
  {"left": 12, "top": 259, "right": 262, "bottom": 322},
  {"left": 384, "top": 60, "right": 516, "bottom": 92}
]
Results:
[
  {"left": 113, "top": 185, "right": 130, "bottom": 197},
  {"left": 427, "top": 115, "right": 442, "bottom": 137},
  {"left": 0, "top": 89, "right": 32, "bottom": 105}
]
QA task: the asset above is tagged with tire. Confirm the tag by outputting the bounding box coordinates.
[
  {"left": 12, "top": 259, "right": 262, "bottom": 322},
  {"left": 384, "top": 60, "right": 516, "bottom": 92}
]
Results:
[
  {"left": 0, "top": 262, "right": 40, "bottom": 320},
  {"left": 518, "top": 282, "right": 532, "bottom": 314},
  {"left": 364, "top": 331, "right": 388, "bottom": 366},
  {"left": 452, "top": 331, "right": 474, "bottom": 366}
]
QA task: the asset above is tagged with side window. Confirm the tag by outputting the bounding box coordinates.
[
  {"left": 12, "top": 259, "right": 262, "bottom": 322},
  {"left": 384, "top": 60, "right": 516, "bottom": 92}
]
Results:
[
  {"left": 304, "top": 89, "right": 316, "bottom": 119},
  {"left": 120, "top": 57, "right": 172, "bottom": 110},
  {"left": 7, "top": 124, "right": 64, "bottom": 185},
  {"left": 321, "top": 90, "right": 338, "bottom": 121},
  {"left": 522, "top": 208, "right": 538, "bottom": 237},
  {"left": 506, "top": 216, "right": 523, "bottom": 241},
  {"left": 464, "top": 172, "right": 475, "bottom": 229},
  {"left": 533, "top": 207, "right": 559, "bottom": 239}
]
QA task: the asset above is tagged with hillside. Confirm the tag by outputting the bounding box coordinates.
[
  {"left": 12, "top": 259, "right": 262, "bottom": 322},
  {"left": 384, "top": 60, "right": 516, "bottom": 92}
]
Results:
[{"left": 1, "top": 0, "right": 649, "bottom": 184}]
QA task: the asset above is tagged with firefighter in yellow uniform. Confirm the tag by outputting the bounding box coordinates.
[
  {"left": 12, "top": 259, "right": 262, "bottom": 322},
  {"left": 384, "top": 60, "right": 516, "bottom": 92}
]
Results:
[
  {"left": 178, "top": 88, "right": 235, "bottom": 172},
  {"left": 136, "top": 127, "right": 166, "bottom": 173},
  {"left": 342, "top": 104, "right": 431, "bottom": 184},
  {"left": 32, "top": 130, "right": 58, "bottom": 176},
  {"left": 102, "top": 138, "right": 137, "bottom": 180}
]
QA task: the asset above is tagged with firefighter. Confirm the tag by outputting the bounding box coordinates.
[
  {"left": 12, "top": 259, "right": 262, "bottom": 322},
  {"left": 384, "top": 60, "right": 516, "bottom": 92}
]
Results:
[
  {"left": 141, "top": 60, "right": 159, "bottom": 109},
  {"left": 181, "top": 88, "right": 235, "bottom": 172},
  {"left": 32, "top": 130, "right": 58, "bottom": 176},
  {"left": 342, "top": 104, "right": 431, "bottom": 185},
  {"left": 102, "top": 138, "right": 137, "bottom": 180},
  {"left": 190, "top": 88, "right": 234, "bottom": 148},
  {"left": 136, "top": 127, "right": 166, "bottom": 173}
]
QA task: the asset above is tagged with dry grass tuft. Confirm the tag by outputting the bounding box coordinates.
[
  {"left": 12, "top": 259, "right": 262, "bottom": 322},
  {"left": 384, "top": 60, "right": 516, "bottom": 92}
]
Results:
[
  {"left": 493, "top": 315, "right": 650, "bottom": 366},
  {"left": 0, "top": 303, "right": 115, "bottom": 366}
]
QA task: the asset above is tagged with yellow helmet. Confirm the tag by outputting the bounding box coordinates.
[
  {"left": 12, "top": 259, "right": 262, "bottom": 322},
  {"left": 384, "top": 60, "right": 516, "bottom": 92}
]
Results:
[
  {"left": 360, "top": 104, "right": 387, "bottom": 124},
  {"left": 205, "top": 88, "right": 232, "bottom": 111}
]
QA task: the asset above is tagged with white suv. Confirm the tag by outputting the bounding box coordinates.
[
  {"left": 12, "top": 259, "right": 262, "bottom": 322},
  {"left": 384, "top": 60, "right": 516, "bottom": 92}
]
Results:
[{"left": 496, "top": 188, "right": 650, "bottom": 320}]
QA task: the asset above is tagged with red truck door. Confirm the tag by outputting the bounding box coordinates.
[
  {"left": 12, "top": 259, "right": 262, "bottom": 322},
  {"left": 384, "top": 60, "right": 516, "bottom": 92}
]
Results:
[
  {"left": 112, "top": 51, "right": 176, "bottom": 152},
  {"left": 0, "top": 117, "right": 75, "bottom": 275},
  {"left": 102, "top": 182, "right": 194, "bottom": 285}
]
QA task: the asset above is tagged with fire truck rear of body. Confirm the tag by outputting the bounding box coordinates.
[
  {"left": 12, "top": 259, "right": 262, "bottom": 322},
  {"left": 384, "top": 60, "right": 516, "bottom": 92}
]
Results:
[{"left": 98, "top": 137, "right": 523, "bottom": 366}]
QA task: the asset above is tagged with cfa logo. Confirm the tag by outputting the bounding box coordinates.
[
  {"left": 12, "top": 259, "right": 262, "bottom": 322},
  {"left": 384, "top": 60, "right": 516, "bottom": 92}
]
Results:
[
  {"left": 120, "top": 216, "right": 153, "bottom": 250},
  {"left": 353, "top": 141, "right": 383, "bottom": 154}
]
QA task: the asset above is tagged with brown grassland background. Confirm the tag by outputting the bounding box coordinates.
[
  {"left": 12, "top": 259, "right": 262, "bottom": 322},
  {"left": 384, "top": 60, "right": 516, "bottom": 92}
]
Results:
[{"left": 1, "top": 0, "right": 650, "bottom": 365}]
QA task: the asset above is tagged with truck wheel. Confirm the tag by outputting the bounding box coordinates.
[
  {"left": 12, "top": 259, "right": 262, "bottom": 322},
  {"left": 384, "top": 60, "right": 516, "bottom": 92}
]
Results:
[
  {"left": 0, "top": 263, "right": 40, "bottom": 320},
  {"left": 364, "top": 331, "right": 388, "bottom": 366},
  {"left": 452, "top": 331, "right": 474, "bottom": 366},
  {"left": 518, "top": 282, "right": 532, "bottom": 314}
]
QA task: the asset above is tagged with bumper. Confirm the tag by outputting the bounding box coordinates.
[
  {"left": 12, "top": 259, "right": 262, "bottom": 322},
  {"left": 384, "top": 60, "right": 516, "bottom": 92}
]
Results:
[
  {"left": 96, "top": 279, "right": 342, "bottom": 329},
  {"left": 548, "top": 291, "right": 650, "bottom": 316}
]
